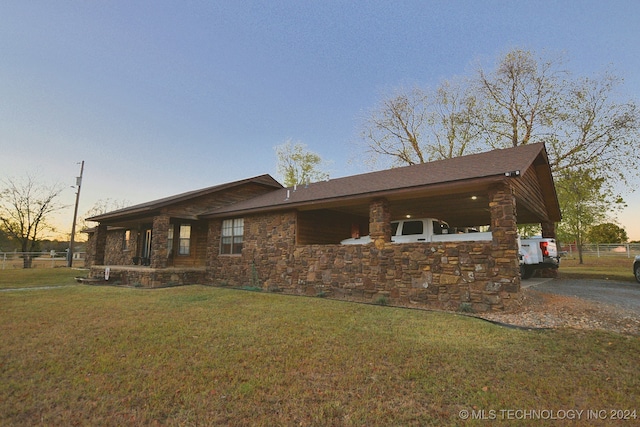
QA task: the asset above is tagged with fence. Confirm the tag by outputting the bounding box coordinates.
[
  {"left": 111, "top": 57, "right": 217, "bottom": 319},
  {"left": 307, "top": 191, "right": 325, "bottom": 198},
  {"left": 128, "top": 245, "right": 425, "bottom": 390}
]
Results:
[
  {"left": 0, "top": 252, "right": 86, "bottom": 270},
  {"left": 560, "top": 243, "right": 640, "bottom": 259}
]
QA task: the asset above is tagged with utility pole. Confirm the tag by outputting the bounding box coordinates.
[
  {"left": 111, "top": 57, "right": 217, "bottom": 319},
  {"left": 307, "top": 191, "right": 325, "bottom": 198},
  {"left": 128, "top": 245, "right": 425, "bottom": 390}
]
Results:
[{"left": 67, "top": 161, "right": 84, "bottom": 268}]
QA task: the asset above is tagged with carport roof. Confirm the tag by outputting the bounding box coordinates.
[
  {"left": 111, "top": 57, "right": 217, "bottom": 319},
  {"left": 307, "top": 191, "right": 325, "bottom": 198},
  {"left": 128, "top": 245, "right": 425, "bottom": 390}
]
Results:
[{"left": 202, "top": 143, "right": 561, "bottom": 226}]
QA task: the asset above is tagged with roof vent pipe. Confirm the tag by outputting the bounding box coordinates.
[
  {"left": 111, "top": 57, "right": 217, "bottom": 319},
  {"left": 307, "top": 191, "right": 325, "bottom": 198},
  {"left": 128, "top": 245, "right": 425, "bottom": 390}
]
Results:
[{"left": 285, "top": 189, "right": 290, "bottom": 200}]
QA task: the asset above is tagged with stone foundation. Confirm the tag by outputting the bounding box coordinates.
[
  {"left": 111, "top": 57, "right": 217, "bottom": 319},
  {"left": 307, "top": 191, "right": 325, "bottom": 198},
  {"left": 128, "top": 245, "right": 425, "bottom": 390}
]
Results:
[{"left": 89, "top": 266, "right": 206, "bottom": 288}]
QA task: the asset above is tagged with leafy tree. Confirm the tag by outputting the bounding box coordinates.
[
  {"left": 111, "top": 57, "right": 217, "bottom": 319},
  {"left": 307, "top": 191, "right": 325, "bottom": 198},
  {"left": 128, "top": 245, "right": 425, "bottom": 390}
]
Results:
[
  {"left": 587, "top": 223, "right": 628, "bottom": 244},
  {"left": 0, "top": 176, "right": 66, "bottom": 268},
  {"left": 0, "top": 228, "right": 19, "bottom": 252},
  {"left": 275, "top": 140, "right": 330, "bottom": 187},
  {"left": 517, "top": 224, "right": 542, "bottom": 239},
  {"left": 555, "top": 168, "right": 625, "bottom": 263}
]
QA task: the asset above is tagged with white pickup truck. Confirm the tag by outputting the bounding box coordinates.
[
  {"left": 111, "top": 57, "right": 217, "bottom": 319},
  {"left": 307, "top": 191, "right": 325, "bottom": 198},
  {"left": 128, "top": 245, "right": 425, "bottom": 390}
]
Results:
[{"left": 340, "top": 218, "right": 560, "bottom": 279}]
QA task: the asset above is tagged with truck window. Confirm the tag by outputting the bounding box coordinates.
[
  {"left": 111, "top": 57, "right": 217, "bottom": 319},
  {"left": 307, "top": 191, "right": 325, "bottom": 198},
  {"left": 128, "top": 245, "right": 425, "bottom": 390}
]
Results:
[
  {"left": 432, "top": 221, "right": 449, "bottom": 235},
  {"left": 391, "top": 222, "right": 400, "bottom": 235},
  {"left": 402, "top": 221, "right": 423, "bottom": 235}
]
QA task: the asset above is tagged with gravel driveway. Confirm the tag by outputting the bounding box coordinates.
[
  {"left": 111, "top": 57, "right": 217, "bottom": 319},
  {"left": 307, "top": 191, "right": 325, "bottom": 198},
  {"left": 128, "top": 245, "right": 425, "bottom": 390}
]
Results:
[
  {"left": 529, "top": 278, "right": 640, "bottom": 312},
  {"left": 477, "top": 278, "right": 640, "bottom": 335}
]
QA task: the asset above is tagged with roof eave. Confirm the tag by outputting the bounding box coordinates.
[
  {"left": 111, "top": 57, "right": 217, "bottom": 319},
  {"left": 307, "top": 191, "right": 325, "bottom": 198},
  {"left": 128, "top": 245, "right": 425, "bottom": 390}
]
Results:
[
  {"left": 202, "top": 174, "right": 509, "bottom": 219},
  {"left": 87, "top": 174, "right": 283, "bottom": 223}
]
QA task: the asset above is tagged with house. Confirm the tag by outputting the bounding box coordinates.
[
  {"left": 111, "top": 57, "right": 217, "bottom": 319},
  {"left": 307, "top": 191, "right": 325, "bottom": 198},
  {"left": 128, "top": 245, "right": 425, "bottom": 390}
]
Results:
[{"left": 85, "top": 142, "right": 561, "bottom": 311}]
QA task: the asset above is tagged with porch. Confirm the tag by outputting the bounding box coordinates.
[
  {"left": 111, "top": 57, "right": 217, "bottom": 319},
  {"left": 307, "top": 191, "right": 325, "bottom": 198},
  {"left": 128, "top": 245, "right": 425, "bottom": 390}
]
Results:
[{"left": 86, "top": 215, "right": 209, "bottom": 270}]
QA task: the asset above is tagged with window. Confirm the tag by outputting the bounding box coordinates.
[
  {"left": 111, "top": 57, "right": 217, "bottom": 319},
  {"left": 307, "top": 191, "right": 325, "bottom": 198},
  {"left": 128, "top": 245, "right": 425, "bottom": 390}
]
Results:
[
  {"left": 402, "top": 221, "right": 423, "bottom": 235},
  {"left": 432, "top": 221, "right": 449, "bottom": 235},
  {"left": 123, "top": 230, "right": 131, "bottom": 251},
  {"left": 179, "top": 224, "right": 191, "bottom": 255},
  {"left": 391, "top": 222, "right": 400, "bottom": 236},
  {"left": 221, "top": 218, "right": 244, "bottom": 255},
  {"left": 167, "top": 226, "right": 174, "bottom": 251}
]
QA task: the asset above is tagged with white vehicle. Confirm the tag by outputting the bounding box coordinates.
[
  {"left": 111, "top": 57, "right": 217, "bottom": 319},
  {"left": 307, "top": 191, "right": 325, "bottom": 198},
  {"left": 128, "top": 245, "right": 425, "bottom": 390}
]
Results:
[
  {"left": 518, "top": 237, "right": 560, "bottom": 279},
  {"left": 340, "top": 218, "right": 492, "bottom": 244},
  {"left": 341, "top": 218, "right": 560, "bottom": 279}
]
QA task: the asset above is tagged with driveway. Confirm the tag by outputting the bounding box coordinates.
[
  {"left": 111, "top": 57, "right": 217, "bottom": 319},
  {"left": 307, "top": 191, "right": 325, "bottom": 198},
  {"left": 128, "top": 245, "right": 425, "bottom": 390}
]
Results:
[
  {"left": 527, "top": 278, "right": 640, "bottom": 313},
  {"left": 477, "top": 278, "right": 640, "bottom": 335}
]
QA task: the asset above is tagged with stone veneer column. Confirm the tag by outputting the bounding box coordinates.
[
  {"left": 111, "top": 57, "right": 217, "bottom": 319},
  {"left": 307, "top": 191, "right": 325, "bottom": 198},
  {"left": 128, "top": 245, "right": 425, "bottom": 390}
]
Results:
[
  {"left": 488, "top": 182, "right": 520, "bottom": 292},
  {"left": 92, "top": 224, "right": 108, "bottom": 266},
  {"left": 369, "top": 198, "right": 391, "bottom": 249},
  {"left": 150, "top": 214, "right": 170, "bottom": 269}
]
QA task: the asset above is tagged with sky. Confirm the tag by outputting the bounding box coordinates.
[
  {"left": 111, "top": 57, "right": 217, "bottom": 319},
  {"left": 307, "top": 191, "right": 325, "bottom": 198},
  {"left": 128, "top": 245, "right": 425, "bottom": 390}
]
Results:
[{"left": 1, "top": 0, "right": 639, "bottom": 240}]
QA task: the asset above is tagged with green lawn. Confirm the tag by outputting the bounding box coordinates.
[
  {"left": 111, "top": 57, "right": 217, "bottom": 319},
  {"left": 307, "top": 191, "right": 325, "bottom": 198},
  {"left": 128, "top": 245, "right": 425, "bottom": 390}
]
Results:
[
  {"left": 0, "top": 267, "right": 81, "bottom": 289},
  {"left": 558, "top": 255, "right": 635, "bottom": 282},
  {"left": 1, "top": 269, "right": 639, "bottom": 426}
]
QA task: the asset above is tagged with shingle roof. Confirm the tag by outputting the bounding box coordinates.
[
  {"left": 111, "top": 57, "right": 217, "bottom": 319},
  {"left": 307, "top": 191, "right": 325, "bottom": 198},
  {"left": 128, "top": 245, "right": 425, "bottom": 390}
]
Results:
[
  {"left": 203, "top": 143, "right": 552, "bottom": 218},
  {"left": 87, "top": 174, "right": 282, "bottom": 222}
]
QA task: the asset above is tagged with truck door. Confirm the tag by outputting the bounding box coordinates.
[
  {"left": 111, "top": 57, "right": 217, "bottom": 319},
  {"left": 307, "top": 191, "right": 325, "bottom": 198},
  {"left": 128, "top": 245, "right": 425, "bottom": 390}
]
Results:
[{"left": 394, "top": 220, "right": 425, "bottom": 243}]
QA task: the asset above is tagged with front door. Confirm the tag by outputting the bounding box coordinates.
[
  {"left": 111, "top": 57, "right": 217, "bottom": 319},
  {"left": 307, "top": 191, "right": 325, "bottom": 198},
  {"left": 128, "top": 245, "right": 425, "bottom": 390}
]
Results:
[{"left": 142, "top": 229, "right": 152, "bottom": 265}]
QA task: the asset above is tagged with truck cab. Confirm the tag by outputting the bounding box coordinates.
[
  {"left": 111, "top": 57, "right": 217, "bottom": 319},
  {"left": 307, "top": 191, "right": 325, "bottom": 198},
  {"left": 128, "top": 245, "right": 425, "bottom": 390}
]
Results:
[
  {"left": 390, "top": 218, "right": 450, "bottom": 243},
  {"left": 341, "top": 218, "right": 492, "bottom": 245}
]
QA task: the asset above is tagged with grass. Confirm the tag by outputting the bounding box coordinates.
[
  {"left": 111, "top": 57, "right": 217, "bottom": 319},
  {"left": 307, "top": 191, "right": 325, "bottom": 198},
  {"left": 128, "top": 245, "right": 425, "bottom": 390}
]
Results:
[
  {"left": 0, "top": 267, "right": 81, "bottom": 289},
  {"left": 558, "top": 255, "right": 636, "bottom": 282},
  {"left": 1, "top": 269, "right": 639, "bottom": 426}
]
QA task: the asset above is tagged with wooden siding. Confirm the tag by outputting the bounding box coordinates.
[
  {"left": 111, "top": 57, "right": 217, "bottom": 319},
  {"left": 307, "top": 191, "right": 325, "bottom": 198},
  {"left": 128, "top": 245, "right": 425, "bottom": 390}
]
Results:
[
  {"left": 512, "top": 167, "right": 550, "bottom": 223},
  {"left": 170, "top": 221, "right": 208, "bottom": 267}
]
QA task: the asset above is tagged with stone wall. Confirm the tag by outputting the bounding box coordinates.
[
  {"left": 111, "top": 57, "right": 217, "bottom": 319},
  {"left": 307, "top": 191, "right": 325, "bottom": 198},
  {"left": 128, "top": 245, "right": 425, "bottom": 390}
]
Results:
[
  {"left": 104, "top": 229, "right": 137, "bottom": 265},
  {"left": 291, "top": 241, "right": 519, "bottom": 311},
  {"left": 209, "top": 209, "right": 522, "bottom": 312},
  {"left": 207, "top": 211, "right": 298, "bottom": 289}
]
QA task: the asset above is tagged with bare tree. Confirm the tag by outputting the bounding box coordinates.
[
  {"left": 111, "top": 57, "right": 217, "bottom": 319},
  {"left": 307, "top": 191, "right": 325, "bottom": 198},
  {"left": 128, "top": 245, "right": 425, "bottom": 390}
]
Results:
[
  {"left": 81, "top": 198, "right": 129, "bottom": 229},
  {"left": 0, "top": 176, "right": 66, "bottom": 268},
  {"left": 427, "top": 79, "right": 484, "bottom": 160},
  {"left": 359, "top": 48, "right": 639, "bottom": 183},
  {"left": 360, "top": 87, "right": 430, "bottom": 168},
  {"left": 357, "top": 48, "right": 640, "bottom": 234},
  {"left": 474, "top": 49, "right": 562, "bottom": 148},
  {"left": 477, "top": 51, "right": 639, "bottom": 183},
  {"left": 547, "top": 72, "right": 639, "bottom": 180},
  {"left": 360, "top": 82, "right": 484, "bottom": 168}
]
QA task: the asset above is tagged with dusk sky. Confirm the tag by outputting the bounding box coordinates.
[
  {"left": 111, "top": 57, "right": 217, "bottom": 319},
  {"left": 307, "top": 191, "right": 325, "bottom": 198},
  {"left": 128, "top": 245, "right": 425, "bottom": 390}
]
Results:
[{"left": 1, "top": 1, "right": 639, "bottom": 240}]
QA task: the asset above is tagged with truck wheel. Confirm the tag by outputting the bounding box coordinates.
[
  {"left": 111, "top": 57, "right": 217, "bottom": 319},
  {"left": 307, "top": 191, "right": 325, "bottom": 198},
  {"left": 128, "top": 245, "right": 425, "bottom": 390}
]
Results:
[
  {"left": 635, "top": 263, "right": 640, "bottom": 284},
  {"left": 520, "top": 265, "right": 534, "bottom": 280}
]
